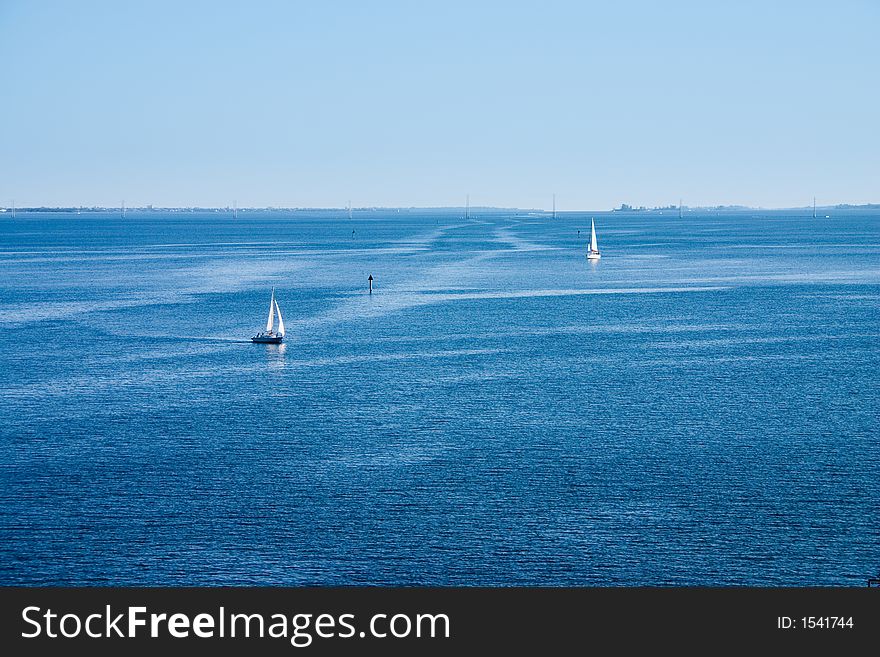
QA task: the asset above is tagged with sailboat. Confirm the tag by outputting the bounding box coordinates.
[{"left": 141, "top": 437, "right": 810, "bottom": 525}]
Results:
[
  {"left": 586, "top": 218, "right": 601, "bottom": 260},
  {"left": 252, "top": 288, "right": 285, "bottom": 343}
]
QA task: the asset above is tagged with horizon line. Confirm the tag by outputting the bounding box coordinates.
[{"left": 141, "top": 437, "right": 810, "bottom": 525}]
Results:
[{"left": 3, "top": 202, "right": 878, "bottom": 213}]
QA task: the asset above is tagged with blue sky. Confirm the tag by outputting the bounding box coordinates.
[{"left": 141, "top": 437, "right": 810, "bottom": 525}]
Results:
[{"left": 1, "top": 0, "right": 877, "bottom": 209}]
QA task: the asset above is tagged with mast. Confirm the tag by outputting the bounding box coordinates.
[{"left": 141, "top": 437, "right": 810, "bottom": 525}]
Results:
[
  {"left": 679, "top": 198, "right": 683, "bottom": 219},
  {"left": 813, "top": 197, "right": 816, "bottom": 219},
  {"left": 590, "top": 218, "right": 598, "bottom": 253},
  {"left": 466, "top": 194, "right": 469, "bottom": 221},
  {"left": 121, "top": 200, "right": 125, "bottom": 219},
  {"left": 552, "top": 194, "right": 556, "bottom": 220},
  {"left": 348, "top": 200, "right": 352, "bottom": 220},
  {"left": 233, "top": 200, "right": 237, "bottom": 220},
  {"left": 10, "top": 199, "right": 14, "bottom": 219},
  {"left": 266, "top": 288, "right": 276, "bottom": 333}
]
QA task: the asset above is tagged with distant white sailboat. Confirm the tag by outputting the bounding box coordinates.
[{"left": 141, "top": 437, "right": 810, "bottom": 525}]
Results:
[
  {"left": 252, "top": 288, "right": 285, "bottom": 343},
  {"left": 586, "top": 218, "right": 601, "bottom": 260}
]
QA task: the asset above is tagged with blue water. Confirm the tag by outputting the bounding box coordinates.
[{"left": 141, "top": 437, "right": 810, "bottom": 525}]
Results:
[{"left": 1, "top": 209, "right": 878, "bottom": 585}]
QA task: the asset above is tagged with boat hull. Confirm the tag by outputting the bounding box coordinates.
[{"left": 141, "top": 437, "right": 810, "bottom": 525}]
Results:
[
  {"left": 587, "top": 252, "right": 601, "bottom": 260},
  {"left": 251, "top": 335, "right": 283, "bottom": 344}
]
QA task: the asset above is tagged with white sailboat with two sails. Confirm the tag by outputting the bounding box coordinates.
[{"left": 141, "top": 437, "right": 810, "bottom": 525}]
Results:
[{"left": 252, "top": 288, "right": 285, "bottom": 344}]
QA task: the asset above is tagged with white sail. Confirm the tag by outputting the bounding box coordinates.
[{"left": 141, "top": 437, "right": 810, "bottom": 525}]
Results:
[
  {"left": 589, "top": 218, "right": 599, "bottom": 253},
  {"left": 266, "top": 288, "right": 275, "bottom": 333},
  {"left": 274, "top": 299, "right": 285, "bottom": 337}
]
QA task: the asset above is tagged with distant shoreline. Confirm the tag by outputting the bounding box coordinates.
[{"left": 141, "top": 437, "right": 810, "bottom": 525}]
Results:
[{"left": 2, "top": 203, "right": 878, "bottom": 214}]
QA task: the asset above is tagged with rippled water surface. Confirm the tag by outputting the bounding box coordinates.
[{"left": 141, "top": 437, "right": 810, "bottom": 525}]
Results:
[{"left": 1, "top": 209, "right": 878, "bottom": 585}]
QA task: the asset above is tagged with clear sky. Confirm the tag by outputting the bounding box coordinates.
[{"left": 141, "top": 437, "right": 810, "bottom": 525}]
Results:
[{"left": 1, "top": 0, "right": 877, "bottom": 209}]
